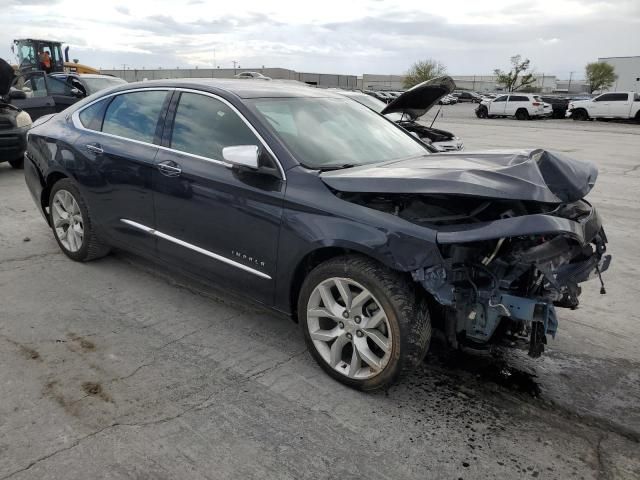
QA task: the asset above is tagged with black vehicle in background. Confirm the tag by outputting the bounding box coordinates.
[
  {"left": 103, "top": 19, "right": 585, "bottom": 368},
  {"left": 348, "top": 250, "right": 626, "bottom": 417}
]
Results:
[
  {"left": 49, "top": 73, "right": 126, "bottom": 96},
  {"left": 452, "top": 91, "right": 482, "bottom": 103},
  {"left": 24, "top": 79, "right": 610, "bottom": 391},
  {"left": 0, "top": 58, "right": 32, "bottom": 168},
  {"left": 540, "top": 96, "right": 570, "bottom": 119}
]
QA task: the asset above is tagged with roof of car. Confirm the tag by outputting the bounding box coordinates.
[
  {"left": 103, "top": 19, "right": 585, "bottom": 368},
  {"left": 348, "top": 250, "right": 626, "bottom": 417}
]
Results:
[{"left": 109, "top": 78, "right": 344, "bottom": 99}]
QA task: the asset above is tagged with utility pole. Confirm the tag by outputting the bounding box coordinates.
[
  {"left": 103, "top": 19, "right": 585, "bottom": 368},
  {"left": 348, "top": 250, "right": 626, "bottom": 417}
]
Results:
[
  {"left": 567, "top": 71, "right": 575, "bottom": 93},
  {"left": 213, "top": 48, "right": 216, "bottom": 69},
  {"left": 232, "top": 60, "right": 238, "bottom": 74}
]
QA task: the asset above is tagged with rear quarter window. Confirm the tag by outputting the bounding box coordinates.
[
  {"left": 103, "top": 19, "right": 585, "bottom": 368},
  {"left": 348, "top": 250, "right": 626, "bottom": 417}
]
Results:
[{"left": 78, "top": 98, "right": 109, "bottom": 131}]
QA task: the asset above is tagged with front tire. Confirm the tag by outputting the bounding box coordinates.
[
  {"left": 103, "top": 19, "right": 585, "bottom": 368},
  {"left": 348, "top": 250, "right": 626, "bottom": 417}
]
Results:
[
  {"left": 298, "top": 255, "right": 431, "bottom": 391},
  {"left": 475, "top": 105, "right": 488, "bottom": 118},
  {"left": 8, "top": 157, "right": 24, "bottom": 169},
  {"left": 49, "top": 179, "right": 110, "bottom": 262},
  {"left": 572, "top": 109, "right": 589, "bottom": 121}
]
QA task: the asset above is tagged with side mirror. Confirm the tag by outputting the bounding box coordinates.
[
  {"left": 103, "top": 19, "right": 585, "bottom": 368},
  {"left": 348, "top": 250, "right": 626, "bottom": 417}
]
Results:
[
  {"left": 8, "top": 89, "right": 27, "bottom": 100},
  {"left": 222, "top": 145, "right": 259, "bottom": 170},
  {"left": 70, "top": 87, "right": 84, "bottom": 98}
]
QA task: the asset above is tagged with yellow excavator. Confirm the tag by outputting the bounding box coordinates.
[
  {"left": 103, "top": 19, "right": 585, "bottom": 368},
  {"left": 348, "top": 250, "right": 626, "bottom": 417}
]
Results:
[{"left": 11, "top": 38, "right": 100, "bottom": 74}]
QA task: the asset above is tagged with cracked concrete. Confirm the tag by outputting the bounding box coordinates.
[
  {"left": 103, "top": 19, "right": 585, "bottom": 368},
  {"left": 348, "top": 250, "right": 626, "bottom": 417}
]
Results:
[{"left": 1, "top": 107, "right": 639, "bottom": 479}]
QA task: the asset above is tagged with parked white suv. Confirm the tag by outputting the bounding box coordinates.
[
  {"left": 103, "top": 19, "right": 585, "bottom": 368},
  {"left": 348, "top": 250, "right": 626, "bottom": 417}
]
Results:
[
  {"left": 476, "top": 94, "right": 546, "bottom": 120},
  {"left": 566, "top": 92, "right": 640, "bottom": 121}
]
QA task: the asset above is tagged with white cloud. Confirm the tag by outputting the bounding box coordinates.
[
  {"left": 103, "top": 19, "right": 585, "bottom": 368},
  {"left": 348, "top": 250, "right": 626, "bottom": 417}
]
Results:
[{"left": 0, "top": 0, "right": 638, "bottom": 77}]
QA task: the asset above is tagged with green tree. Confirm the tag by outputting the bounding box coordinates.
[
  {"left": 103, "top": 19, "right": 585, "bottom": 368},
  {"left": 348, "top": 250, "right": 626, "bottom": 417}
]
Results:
[
  {"left": 494, "top": 55, "right": 536, "bottom": 92},
  {"left": 403, "top": 59, "right": 447, "bottom": 89},
  {"left": 585, "top": 62, "right": 617, "bottom": 93}
]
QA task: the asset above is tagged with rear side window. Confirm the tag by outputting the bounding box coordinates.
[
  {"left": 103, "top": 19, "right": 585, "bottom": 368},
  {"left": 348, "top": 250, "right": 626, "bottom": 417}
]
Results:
[
  {"left": 609, "top": 93, "right": 628, "bottom": 101},
  {"left": 170, "top": 92, "right": 259, "bottom": 160},
  {"left": 78, "top": 98, "right": 108, "bottom": 131},
  {"left": 509, "top": 95, "right": 529, "bottom": 102},
  {"left": 102, "top": 90, "right": 167, "bottom": 143}
]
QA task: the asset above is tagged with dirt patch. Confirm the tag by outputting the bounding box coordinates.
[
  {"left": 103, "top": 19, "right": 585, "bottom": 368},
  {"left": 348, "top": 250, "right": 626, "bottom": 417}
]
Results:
[
  {"left": 67, "top": 332, "right": 96, "bottom": 351},
  {"left": 18, "top": 344, "right": 41, "bottom": 361},
  {"left": 82, "top": 382, "right": 112, "bottom": 403}
]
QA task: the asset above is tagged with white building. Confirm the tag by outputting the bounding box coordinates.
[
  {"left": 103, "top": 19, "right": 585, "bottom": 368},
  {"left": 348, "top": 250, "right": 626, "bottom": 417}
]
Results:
[{"left": 598, "top": 56, "right": 640, "bottom": 92}]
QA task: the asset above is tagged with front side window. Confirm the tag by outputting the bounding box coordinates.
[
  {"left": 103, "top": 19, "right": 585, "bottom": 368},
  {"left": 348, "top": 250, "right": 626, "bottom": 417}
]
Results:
[
  {"left": 494, "top": 95, "right": 507, "bottom": 102},
  {"left": 249, "top": 97, "right": 428, "bottom": 169},
  {"left": 170, "top": 92, "right": 259, "bottom": 160},
  {"left": 102, "top": 90, "right": 167, "bottom": 143},
  {"left": 594, "top": 94, "right": 613, "bottom": 102},
  {"left": 46, "top": 76, "right": 75, "bottom": 96}
]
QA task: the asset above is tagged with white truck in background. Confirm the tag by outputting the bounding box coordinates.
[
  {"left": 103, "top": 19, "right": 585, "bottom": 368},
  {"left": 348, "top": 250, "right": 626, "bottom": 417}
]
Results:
[{"left": 567, "top": 92, "right": 640, "bottom": 121}]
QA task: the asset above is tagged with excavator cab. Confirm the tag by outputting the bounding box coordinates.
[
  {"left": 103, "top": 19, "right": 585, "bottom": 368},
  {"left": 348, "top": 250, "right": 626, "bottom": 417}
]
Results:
[{"left": 12, "top": 39, "right": 65, "bottom": 74}]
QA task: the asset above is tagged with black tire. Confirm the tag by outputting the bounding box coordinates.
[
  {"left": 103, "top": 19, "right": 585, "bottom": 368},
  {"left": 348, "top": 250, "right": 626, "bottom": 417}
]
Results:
[
  {"left": 8, "top": 157, "right": 24, "bottom": 169},
  {"left": 635, "top": 111, "right": 640, "bottom": 124},
  {"left": 49, "top": 179, "right": 110, "bottom": 262},
  {"left": 572, "top": 109, "right": 589, "bottom": 121},
  {"left": 298, "top": 255, "right": 431, "bottom": 391},
  {"left": 475, "top": 105, "right": 488, "bottom": 119},
  {"left": 515, "top": 109, "right": 529, "bottom": 120}
]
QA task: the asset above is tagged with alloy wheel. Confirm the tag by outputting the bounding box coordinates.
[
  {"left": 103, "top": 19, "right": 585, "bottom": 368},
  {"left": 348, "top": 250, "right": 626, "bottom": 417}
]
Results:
[
  {"left": 51, "top": 189, "right": 84, "bottom": 252},
  {"left": 306, "top": 277, "right": 392, "bottom": 380}
]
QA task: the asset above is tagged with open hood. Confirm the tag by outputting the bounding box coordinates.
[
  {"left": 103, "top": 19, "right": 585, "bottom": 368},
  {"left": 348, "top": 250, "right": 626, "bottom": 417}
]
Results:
[
  {"left": 321, "top": 149, "right": 598, "bottom": 204},
  {"left": 380, "top": 76, "right": 456, "bottom": 120},
  {"left": 0, "top": 58, "right": 15, "bottom": 96}
]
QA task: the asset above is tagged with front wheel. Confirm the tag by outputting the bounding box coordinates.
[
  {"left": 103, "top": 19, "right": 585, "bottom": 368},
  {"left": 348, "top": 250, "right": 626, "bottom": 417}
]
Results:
[
  {"left": 475, "top": 105, "right": 488, "bottom": 118},
  {"left": 298, "top": 255, "right": 431, "bottom": 391},
  {"left": 49, "top": 179, "right": 110, "bottom": 262},
  {"left": 572, "top": 109, "right": 589, "bottom": 121},
  {"left": 8, "top": 157, "right": 24, "bottom": 169}
]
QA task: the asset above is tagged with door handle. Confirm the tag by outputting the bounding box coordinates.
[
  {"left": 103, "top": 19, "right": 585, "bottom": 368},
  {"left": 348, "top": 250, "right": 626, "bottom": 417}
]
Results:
[
  {"left": 157, "top": 161, "right": 182, "bottom": 177},
  {"left": 85, "top": 143, "right": 103, "bottom": 154}
]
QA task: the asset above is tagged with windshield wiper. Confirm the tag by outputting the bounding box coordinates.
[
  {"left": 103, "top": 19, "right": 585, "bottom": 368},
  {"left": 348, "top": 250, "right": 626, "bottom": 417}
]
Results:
[{"left": 317, "top": 164, "right": 357, "bottom": 172}]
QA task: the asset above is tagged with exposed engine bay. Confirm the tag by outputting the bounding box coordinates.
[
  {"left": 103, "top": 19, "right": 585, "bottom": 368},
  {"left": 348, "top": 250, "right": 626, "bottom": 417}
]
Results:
[{"left": 336, "top": 191, "right": 611, "bottom": 357}]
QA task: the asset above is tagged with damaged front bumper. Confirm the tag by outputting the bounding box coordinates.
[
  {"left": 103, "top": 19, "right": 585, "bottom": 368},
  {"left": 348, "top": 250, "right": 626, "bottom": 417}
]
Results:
[{"left": 413, "top": 200, "right": 611, "bottom": 357}]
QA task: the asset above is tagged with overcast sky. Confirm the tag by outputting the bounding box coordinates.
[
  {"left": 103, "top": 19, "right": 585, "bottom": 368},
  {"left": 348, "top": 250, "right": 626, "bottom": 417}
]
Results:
[{"left": 1, "top": 0, "right": 638, "bottom": 79}]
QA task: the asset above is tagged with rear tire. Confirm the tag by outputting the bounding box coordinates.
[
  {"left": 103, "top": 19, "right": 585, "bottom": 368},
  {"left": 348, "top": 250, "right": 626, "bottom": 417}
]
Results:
[
  {"left": 298, "top": 255, "right": 431, "bottom": 391},
  {"left": 49, "top": 179, "right": 110, "bottom": 262},
  {"left": 8, "top": 157, "right": 24, "bottom": 169},
  {"left": 515, "top": 109, "right": 529, "bottom": 120}
]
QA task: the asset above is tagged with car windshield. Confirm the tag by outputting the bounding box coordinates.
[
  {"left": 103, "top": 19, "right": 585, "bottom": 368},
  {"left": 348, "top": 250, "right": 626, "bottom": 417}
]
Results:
[
  {"left": 249, "top": 97, "right": 427, "bottom": 169},
  {"left": 81, "top": 77, "right": 126, "bottom": 95}
]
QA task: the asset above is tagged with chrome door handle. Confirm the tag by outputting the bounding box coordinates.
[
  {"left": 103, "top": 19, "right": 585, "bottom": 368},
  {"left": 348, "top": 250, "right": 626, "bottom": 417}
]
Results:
[
  {"left": 157, "top": 161, "right": 182, "bottom": 177},
  {"left": 86, "top": 144, "right": 103, "bottom": 154}
]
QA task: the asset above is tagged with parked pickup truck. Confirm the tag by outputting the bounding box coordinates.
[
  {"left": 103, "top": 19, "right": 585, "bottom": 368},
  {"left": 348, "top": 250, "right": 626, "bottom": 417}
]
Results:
[{"left": 567, "top": 92, "right": 640, "bottom": 121}]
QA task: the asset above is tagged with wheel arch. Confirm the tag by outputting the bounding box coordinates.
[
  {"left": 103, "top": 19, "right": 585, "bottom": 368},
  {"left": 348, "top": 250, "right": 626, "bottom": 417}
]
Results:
[{"left": 42, "top": 170, "right": 69, "bottom": 217}]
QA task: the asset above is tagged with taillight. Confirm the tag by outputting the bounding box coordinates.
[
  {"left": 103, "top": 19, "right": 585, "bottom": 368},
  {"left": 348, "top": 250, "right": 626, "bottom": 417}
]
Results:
[{"left": 532, "top": 102, "right": 541, "bottom": 106}]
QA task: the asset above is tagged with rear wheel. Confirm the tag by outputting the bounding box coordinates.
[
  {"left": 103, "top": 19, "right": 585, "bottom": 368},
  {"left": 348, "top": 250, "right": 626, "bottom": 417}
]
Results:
[
  {"left": 49, "top": 179, "right": 110, "bottom": 262},
  {"left": 298, "top": 255, "right": 431, "bottom": 391},
  {"left": 8, "top": 157, "right": 24, "bottom": 169},
  {"left": 515, "top": 109, "right": 529, "bottom": 120}
]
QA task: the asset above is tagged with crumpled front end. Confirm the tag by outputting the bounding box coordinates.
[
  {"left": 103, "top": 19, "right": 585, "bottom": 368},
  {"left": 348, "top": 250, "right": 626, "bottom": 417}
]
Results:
[{"left": 412, "top": 199, "right": 611, "bottom": 357}]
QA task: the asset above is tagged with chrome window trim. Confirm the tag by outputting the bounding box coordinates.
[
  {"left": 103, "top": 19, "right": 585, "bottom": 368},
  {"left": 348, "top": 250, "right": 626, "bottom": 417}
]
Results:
[
  {"left": 120, "top": 219, "right": 272, "bottom": 280},
  {"left": 71, "top": 86, "right": 286, "bottom": 179}
]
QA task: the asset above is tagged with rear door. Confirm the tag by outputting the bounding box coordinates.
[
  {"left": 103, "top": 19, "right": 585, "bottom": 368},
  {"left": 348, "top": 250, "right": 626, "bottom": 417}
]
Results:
[
  {"left": 72, "top": 89, "right": 171, "bottom": 252},
  {"left": 489, "top": 95, "right": 507, "bottom": 115},
  {"left": 152, "top": 90, "right": 285, "bottom": 304},
  {"left": 505, "top": 95, "right": 526, "bottom": 115},
  {"left": 607, "top": 92, "right": 631, "bottom": 117}
]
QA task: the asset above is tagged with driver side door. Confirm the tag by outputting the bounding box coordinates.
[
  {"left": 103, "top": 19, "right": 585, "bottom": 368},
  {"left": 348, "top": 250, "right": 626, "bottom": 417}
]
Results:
[
  {"left": 10, "top": 72, "right": 57, "bottom": 121},
  {"left": 489, "top": 95, "right": 507, "bottom": 115}
]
